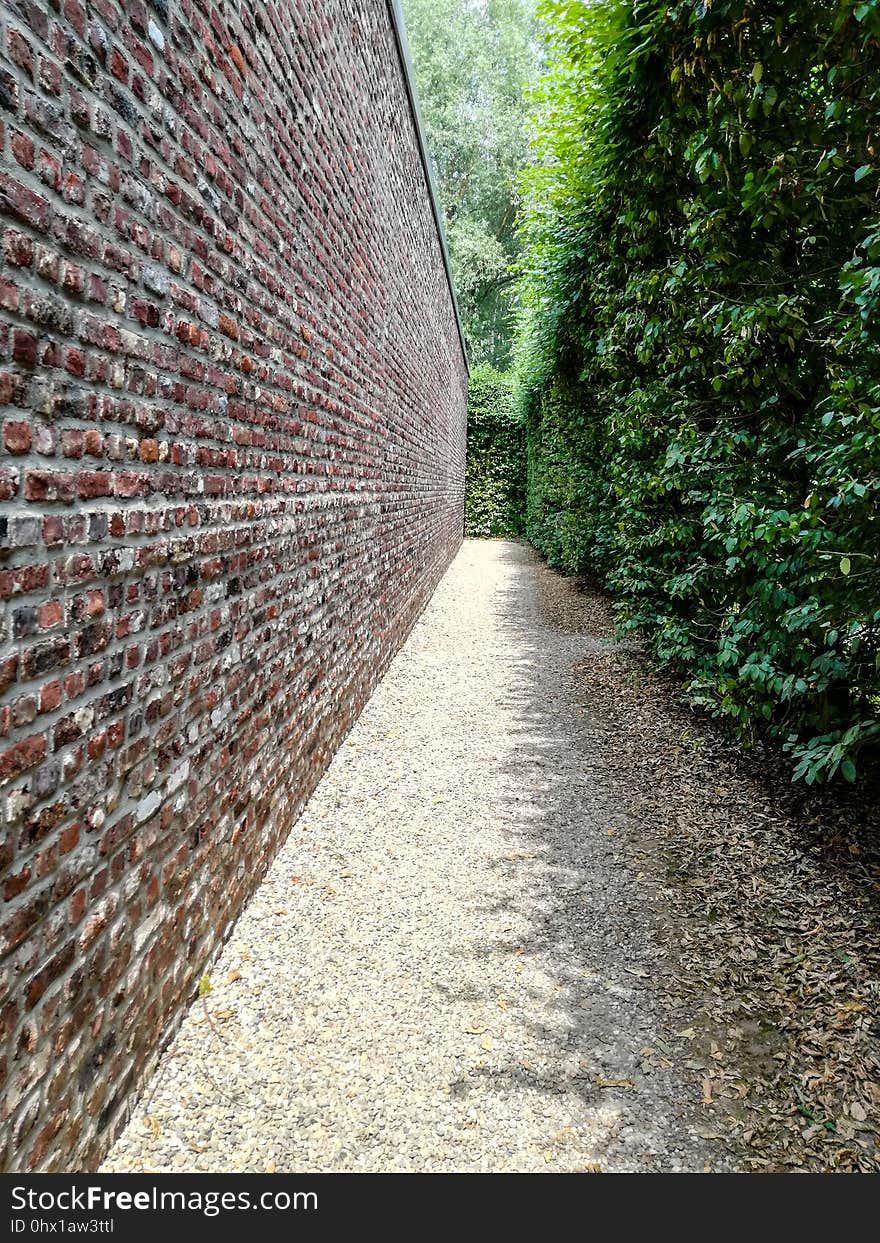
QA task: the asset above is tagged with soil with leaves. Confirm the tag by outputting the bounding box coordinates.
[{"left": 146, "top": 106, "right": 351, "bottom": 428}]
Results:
[{"left": 556, "top": 571, "right": 880, "bottom": 1171}]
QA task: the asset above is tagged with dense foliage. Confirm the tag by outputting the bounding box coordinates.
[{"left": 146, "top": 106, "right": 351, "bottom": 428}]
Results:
[
  {"left": 465, "top": 366, "right": 527, "bottom": 536},
  {"left": 517, "top": 0, "right": 880, "bottom": 781},
  {"left": 402, "top": 0, "right": 538, "bottom": 365}
]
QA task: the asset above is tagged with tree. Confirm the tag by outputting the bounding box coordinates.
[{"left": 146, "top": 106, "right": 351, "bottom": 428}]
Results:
[{"left": 401, "top": 0, "right": 538, "bottom": 367}]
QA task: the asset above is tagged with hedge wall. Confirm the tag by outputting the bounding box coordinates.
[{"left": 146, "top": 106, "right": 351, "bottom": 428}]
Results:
[
  {"left": 465, "top": 365, "right": 527, "bottom": 537},
  {"left": 518, "top": 0, "right": 880, "bottom": 782}
]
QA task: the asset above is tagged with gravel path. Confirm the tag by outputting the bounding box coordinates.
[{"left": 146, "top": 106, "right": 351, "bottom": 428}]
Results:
[{"left": 103, "top": 539, "right": 725, "bottom": 1173}]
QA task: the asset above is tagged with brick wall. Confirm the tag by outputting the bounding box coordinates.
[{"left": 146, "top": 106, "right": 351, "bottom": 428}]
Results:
[{"left": 0, "top": 0, "right": 467, "bottom": 1171}]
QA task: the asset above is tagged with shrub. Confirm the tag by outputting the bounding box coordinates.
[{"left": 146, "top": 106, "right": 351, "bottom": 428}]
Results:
[
  {"left": 465, "top": 365, "right": 527, "bottom": 537},
  {"left": 517, "top": 0, "right": 880, "bottom": 781}
]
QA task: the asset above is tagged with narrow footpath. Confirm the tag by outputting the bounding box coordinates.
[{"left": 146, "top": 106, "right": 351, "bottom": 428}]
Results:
[{"left": 103, "top": 540, "right": 879, "bottom": 1173}]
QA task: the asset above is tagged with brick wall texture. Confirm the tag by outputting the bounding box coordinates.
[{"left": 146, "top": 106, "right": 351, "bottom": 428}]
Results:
[{"left": 0, "top": 0, "right": 467, "bottom": 1170}]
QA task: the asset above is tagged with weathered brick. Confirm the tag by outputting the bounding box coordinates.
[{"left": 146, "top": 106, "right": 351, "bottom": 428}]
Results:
[
  {"left": 25, "top": 471, "right": 76, "bottom": 503},
  {"left": 0, "top": 734, "right": 46, "bottom": 782},
  {"left": 77, "top": 472, "right": 112, "bottom": 499},
  {"left": 0, "top": 175, "right": 49, "bottom": 231},
  {"left": 3, "top": 422, "right": 31, "bottom": 454},
  {"left": 7, "top": 31, "right": 34, "bottom": 79},
  {"left": 11, "top": 131, "right": 35, "bottom": 170},
  {"left": 40, "top": 681, "right": 62, "bottom": 713},
  {"left": 12, "top": 329, "right": 37, "bottom": 367}
]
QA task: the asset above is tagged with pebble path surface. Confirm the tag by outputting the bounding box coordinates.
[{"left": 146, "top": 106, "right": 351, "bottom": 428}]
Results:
[{"left": 103, "top": 539, "right": 725, "bottom": 1173}]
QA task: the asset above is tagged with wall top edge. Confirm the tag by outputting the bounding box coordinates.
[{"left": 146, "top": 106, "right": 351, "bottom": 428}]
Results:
[{"left": 386, "top": 0, "right": 470, "bottom": 375}]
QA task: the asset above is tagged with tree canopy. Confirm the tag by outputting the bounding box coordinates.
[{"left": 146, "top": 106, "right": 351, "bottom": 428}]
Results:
[{"left": 401, "top": 0, "right": 538, "bottom": 366}]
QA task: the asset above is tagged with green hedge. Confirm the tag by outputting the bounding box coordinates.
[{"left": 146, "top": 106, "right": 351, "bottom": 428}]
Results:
[
  {"left": 465, "top": 365, "right": 527, "bottom": 537},
  {"left": 518, "top": 0, "right": 880, "bottom": 782}
]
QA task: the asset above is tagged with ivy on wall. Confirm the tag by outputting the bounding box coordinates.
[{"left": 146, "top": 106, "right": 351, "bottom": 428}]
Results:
[
  {"left": 465, "top": 365, "right": 527, "bottom": 538},
  {"left": 517, "top": 0, "right": 880, "bottom": 781}
]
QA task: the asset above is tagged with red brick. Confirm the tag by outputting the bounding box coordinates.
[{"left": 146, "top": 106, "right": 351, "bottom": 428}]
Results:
[
  {"left": 12, "top": 329, "right": 37, "bottom": 367},
  {"left": 38, "top": 601, "right": 63, "bottom": 630},
  {"left": 68, "top": 889, "right": 86, "bottom": 924},
  {"left": 25, "top": 471, "right": 76, "bottom": 503},
  {"left": 110, "top": 47, "right": 128, "bottom": 84},
  {"left": 40, "top": 681, "right": 62, "bottom": 713},
  {"left": 0, "top": 277, "right": 19, "bottom": 313},
  {"left": 77, "top": 472, "right": 112, "bottom": 499},
  {"left": 11, "top": 132, "right": 35, "bottom": 171},
  {"left": 114, "top": 472, "right": 143, "bottom": 498},
  {"left": 4, "top": 868, "right": 31, "bottom": 901},
  {"left": 0, "top": 656, "right": 15, "bottom": 696},
  {"left": 0, "top": 175, "right": 49, "bottom": 231},
  {"left": 7, "top": 30, "right": 34, "bottom": 77},
  {"left": 59, "top": 822, "right": 79, "bottom": 854},
  {"left": 0, "top": 733, "right": 46, "bottom": 782},
  {"left": 4, "top": 422, "right": 31, "bottom": 454},
  {"left": 42, "top": 516, "right": 65, "bottom": 546}
]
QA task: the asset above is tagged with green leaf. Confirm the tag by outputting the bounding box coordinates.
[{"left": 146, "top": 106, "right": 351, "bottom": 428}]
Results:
[{"left": 513, "top": 0, "right": 880, "bottom": 786}]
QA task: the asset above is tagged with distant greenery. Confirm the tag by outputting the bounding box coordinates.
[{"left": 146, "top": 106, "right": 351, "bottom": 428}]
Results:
[
  {"left": 517, "top": 0, "right": 880, "bottom": 782},
  {"left": 401, "top": 0, "right": 538, "bottom": 367},
  {"left": 465, "top": 366, "right": 527, "bottom": 536}
]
